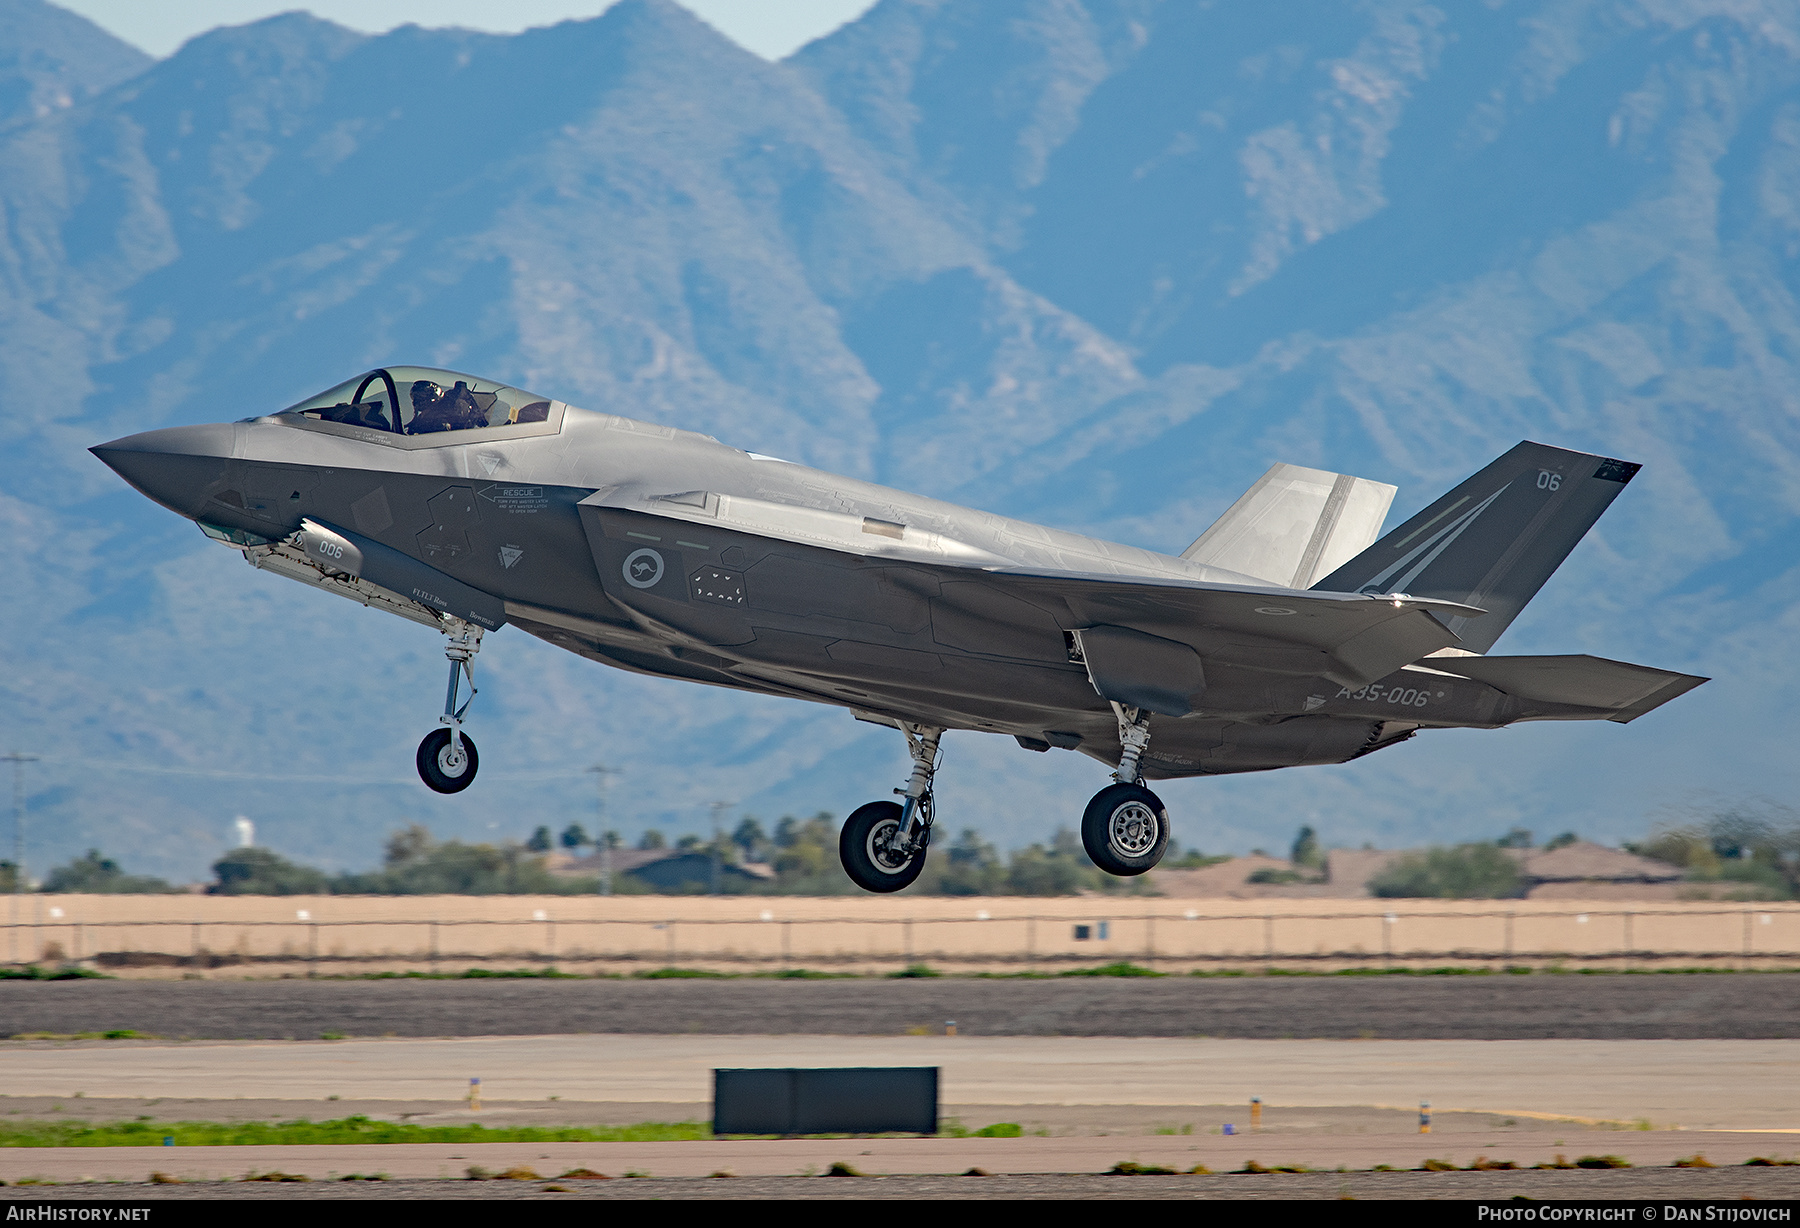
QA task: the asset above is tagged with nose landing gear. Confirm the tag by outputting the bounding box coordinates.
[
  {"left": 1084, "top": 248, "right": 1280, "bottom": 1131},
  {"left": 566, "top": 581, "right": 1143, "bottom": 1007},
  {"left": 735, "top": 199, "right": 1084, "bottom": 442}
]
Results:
[
  {"left": 1080, "top": 703, "right": 1170, "bottom": 876},
  {"left": 417, "top": 619, "right": 483, "bottom": 794},
  {"left": 839, "top": 723, "right": 941, "bottom": 892}
]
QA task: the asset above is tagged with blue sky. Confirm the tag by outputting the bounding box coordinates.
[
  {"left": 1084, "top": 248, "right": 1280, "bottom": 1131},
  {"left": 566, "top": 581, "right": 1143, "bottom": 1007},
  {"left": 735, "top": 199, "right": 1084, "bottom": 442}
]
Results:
[{"left": 55, "top": 0, "right": 877, "bottom": 59}]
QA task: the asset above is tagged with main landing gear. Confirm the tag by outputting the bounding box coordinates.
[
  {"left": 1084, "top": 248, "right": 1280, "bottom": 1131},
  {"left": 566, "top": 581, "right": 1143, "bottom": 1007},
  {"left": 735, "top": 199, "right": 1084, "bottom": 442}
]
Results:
[
  {"left": 839, "top": 723, "right": 941, "bottom": 893},
  {"left": 834, "top": 708, "right": 1173, "bottom": 891},
  {"left": 1080, "top": 703, "right": 1170, "bottom": 877},
  {"left": 417, "top": 618, "right": 482, "bottom": 794}
]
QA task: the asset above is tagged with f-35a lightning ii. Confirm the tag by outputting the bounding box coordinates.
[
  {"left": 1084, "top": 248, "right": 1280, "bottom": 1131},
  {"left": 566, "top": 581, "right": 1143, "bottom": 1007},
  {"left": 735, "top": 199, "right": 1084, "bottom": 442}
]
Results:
[{"left": 93, "top": 366, "right": 1705, "bottom": 891}]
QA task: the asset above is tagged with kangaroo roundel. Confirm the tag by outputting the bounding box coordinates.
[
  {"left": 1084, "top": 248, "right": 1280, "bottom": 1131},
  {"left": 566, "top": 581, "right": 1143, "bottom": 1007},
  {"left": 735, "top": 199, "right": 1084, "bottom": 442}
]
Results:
[{"left": 623, "top": 547, "right": 664, "bottom": 589}]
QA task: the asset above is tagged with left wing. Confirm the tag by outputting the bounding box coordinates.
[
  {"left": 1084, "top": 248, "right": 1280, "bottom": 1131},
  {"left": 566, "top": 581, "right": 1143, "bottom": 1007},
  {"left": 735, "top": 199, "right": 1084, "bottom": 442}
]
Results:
[
  {"left": 983, "top": 567, "right": 1480, "bottom": 693},
  {"left": 581, "top": 486, "right": 1477, "bottom": 695}
]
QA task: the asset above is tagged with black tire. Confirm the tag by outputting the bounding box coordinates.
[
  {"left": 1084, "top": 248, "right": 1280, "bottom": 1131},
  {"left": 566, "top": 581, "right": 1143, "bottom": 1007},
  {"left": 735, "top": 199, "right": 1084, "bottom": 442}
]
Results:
[
  {"left": 1081, "top": 782, "right": 1169, "bottom": 876},
  {"left": 417, "top": 727, "right": 479, "bottom": 794},
  {"left": 839, "top": 801, "right": 926, "bottom": 893}
]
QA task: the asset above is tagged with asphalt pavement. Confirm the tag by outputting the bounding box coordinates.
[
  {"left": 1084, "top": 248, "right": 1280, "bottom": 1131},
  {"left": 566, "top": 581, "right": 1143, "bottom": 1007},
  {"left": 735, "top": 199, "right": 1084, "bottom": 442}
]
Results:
[{"left": 5, "top": 972, "right": 1799, "bottom": 1039}]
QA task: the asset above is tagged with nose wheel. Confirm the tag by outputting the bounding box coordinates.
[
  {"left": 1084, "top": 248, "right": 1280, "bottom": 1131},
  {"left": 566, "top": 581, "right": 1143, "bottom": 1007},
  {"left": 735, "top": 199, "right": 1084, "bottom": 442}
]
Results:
[
  {"left": 417, "top": 727, "right": 479, "bottom": 793},
  {"left": 416, "top": 619, "right": 483, "bottom": 794}
]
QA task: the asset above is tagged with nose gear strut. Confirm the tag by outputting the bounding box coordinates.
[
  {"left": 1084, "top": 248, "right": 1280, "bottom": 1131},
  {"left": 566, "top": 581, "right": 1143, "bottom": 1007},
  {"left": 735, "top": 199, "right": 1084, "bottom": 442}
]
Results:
[{"left": 416, "top": 618, "right": 483, "bottom": 793}]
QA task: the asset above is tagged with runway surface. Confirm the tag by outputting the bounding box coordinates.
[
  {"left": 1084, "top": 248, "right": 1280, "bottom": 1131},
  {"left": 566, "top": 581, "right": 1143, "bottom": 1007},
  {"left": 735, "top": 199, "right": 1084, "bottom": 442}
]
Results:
[
  {"left": 2, "top": 1035, "right": 1796, "bottom": 1129},
  {"left": 5, "top": 979, "right": 1796, "bottom": 1201},
  {"left": 5, "top": 973, "right": 1799, "bottom": 1039}
]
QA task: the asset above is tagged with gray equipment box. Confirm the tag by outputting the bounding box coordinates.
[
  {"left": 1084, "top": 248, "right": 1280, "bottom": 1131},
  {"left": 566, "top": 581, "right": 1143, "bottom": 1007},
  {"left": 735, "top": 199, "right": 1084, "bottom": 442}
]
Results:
[{"left": 713, "top": 1067, "right": 938, "bottom": 1135}]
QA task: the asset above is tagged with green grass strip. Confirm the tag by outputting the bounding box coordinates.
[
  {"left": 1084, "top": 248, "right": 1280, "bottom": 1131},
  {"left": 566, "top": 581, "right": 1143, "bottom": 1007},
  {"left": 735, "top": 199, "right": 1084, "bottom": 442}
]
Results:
[
  {"left": 0, "top": 1116, "right": 710, "bottom": 1147},
  {"left": 0, "top": 967, "right": 108, "bottom": 981},
  {"left": 1058, "top": 961, "right": 1164, "bottom": 977}
]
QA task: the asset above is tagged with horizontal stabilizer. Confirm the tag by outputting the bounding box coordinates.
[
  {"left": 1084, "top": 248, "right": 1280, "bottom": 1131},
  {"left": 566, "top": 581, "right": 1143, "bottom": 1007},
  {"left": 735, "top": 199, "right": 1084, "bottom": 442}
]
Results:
[
  {"left": 1183, "top": 463, "right": 1396, "bottom": 588},
  {"left": 1419, "top": 653, "right": 1707, "bottom": 722}
]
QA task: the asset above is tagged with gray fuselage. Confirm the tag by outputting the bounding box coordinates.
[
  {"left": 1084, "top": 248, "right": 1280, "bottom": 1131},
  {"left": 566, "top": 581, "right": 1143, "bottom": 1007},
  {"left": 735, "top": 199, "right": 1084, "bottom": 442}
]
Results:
[{"left": 94, "top": 396, "right": 1615, "bottom": 781}]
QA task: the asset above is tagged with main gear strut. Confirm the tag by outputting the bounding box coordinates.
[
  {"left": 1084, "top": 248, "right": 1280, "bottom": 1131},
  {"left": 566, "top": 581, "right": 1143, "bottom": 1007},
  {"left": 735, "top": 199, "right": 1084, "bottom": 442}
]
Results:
[
  {"left": 889, "top": 722, "right": 942, "bottom": 855},
  {"left": 837, "top": 721, "right": 943, "bottom": 893},
  {"left": 1110, "top": 701, "right": 1152, "bottom": 784}
]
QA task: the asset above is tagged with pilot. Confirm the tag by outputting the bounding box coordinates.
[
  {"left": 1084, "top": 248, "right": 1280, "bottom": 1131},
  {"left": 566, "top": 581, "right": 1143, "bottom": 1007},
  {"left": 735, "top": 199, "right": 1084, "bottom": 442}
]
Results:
[{"left": 408, "top": 380, "right": 486, "bottom": 433}]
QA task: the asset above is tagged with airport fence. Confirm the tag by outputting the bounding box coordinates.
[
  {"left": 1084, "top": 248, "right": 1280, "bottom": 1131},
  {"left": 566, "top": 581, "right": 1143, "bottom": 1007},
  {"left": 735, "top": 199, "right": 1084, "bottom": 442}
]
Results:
[{"left": 4, "top": 901, "right": 1799, "bottom": 974}]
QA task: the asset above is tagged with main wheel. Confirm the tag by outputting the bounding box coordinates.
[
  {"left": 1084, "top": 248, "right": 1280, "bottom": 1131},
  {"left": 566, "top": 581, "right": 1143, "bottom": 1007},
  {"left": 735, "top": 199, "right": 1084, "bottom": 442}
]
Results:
[
  {"left": 1081, "top": 782, "right": 1169, "bottom": 876},
  {"left": 839, "top": 801, "right": 927, "bottom": 893},
  {"left": 417, "top": 727, "right": 479, "bottom": 794}
]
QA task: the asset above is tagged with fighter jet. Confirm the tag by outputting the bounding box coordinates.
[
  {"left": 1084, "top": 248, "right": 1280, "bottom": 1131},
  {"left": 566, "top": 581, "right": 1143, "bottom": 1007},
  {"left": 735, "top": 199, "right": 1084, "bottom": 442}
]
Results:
[{"left": 93, "top": 366, "right": 1705, "bottom": 891}]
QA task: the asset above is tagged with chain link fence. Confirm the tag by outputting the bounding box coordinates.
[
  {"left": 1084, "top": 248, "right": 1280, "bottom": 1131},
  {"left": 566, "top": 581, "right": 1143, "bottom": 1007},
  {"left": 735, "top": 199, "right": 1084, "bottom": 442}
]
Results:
[{"left": 5, "top": 904, "right": 1797, "bottom": 973}]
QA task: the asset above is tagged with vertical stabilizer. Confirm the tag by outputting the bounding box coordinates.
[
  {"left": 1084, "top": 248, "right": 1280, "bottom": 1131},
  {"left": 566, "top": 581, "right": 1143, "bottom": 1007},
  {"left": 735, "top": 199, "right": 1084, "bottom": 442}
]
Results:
[
  {"left": 1183, "top": 463, "right": 1396, "bottom": 588},
  {"left": 1310, "top": 442, "right": 1640, "bottom": 654}
]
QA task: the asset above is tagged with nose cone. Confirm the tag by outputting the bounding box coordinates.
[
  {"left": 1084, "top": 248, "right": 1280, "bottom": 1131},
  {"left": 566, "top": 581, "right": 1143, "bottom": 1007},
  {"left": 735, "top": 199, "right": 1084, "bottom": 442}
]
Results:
[{"left": 91, "top": 423, "right": 238, "bottom": 520}]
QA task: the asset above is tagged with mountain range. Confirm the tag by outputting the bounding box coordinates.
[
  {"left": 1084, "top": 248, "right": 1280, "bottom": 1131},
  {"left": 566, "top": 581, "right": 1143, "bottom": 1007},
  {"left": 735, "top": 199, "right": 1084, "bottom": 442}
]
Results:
[{"left": 1, "top": 0, "right": 1794, "bottom": 881}]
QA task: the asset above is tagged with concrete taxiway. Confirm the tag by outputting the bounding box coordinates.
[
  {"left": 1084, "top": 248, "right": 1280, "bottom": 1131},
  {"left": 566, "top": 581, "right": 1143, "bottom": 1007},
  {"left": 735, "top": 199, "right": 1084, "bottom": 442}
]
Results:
[{"left": 0, "top": 1035, "right": 1795, "bottom": 1131}]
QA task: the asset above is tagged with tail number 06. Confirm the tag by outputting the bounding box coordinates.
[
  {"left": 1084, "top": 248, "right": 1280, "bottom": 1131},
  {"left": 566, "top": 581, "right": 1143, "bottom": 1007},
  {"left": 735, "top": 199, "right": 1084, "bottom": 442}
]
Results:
[{"left": 1537, "top": 469, "right": 1562, "bottom": 490}]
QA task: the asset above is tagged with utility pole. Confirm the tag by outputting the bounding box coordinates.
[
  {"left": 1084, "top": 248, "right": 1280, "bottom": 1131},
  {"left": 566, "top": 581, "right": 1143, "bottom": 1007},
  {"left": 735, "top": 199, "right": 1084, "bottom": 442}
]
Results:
[
  {"left": 4, "top": 753, "right": 38, "bottom": 966},
  {"left": 708, "top": 800, "right": 735, "bottom": 896},
  {"left": 586, "top": 764, "right": 621, "bottom": 897}
]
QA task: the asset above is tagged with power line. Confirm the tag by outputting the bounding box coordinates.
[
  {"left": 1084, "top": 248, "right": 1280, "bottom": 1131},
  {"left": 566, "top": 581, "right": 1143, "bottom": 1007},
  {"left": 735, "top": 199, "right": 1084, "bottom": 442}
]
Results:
[
  {"left": 6, "top": 755, "right": 596, "bottom": 785},
  {"left": 708, "top": 799, "right": 736, "bottom": 896},
  {"left": 587, "top": 764, "right": 622, "bottom": 897},
  {"left": 3, "top": 752, "right": 38, "bottom": 966}
]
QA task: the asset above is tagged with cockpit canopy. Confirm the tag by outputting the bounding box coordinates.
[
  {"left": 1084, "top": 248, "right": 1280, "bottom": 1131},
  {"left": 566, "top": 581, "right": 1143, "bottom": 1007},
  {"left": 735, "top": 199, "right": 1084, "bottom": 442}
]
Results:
[{"left": 276, "top": 367, "right": 555, "bottom": 437}]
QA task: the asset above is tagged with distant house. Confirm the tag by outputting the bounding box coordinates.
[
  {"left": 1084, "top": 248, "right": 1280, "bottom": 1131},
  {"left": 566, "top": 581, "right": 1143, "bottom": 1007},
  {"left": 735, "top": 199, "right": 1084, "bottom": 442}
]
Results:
[{"left": 548, "top": 847, "right": 776, "bottom": 892}]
